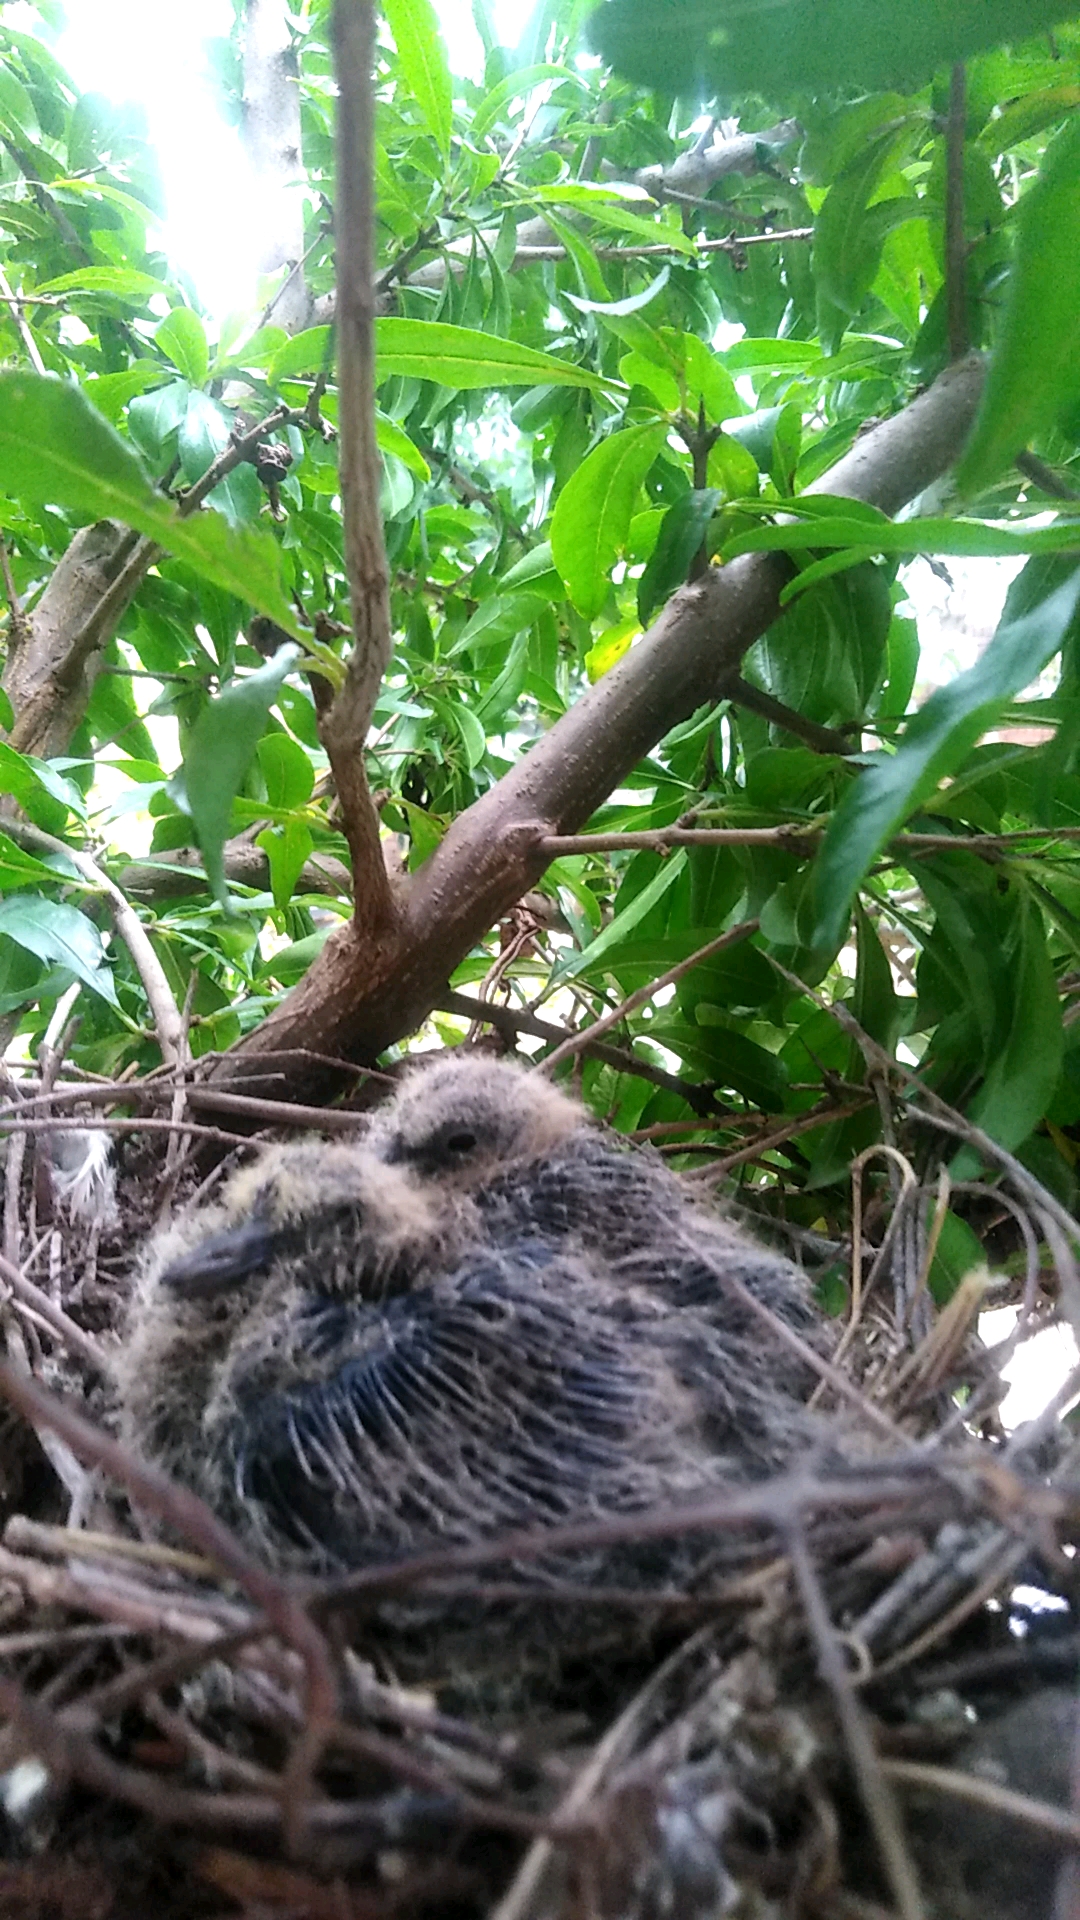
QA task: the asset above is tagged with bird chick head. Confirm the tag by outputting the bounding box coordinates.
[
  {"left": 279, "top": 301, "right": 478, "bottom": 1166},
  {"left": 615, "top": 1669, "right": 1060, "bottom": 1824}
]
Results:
[
  {"left": 369, "top": 1054, "right": 583, "bottom": 1187},
  {"left": 149, "top": 1138, "right": 436, "bottom": 1302}
]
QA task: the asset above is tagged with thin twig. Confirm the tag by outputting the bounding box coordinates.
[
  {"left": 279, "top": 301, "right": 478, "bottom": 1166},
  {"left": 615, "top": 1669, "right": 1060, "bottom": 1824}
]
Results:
[
  {"left": 437, "top": 990, "right": 714, "bottom": 1106},
  {"left": 538, "top": 823, "right": 1080, "bottom": 858},
  {"left": 537, "top": 920, "right": 760, "bottom": 1073},
  {"left": 883, "top": 1755, "right": 1080, "bottom": 1846},
  {"left": 0, "top": 1357, "right": 339, "bottom": 1820},
  {"left": 0, "top": 1250, "right": 113, "bottom": 1377},
  {"left": 725, "top": 674, "right": 857, "bottom": 755},
  {"left": 944, "top": 64, "right": 969, "bottom": 362},
  {"left": 5, "top": 821, "right": 184, "bottom": 1065},
  {"left": 787, "top": 1524, "right": 926, "bottom": 1920},
  {"left": 0, "top": 528, "right": 29, "bottom": 652},
  {"left": 0, "top": 262, "right": 45, "bottom": 373},
  {"left": 324, "top": 0, "right": 397, "bottom": 936}
]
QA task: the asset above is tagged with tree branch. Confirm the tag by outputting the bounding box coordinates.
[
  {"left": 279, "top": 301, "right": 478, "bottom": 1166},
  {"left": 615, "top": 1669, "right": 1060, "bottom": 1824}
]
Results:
[
  {"left": 322, "top": 0, "right": 396, "bottom": 939},
  {"left": 222, "top": 351, "right": 985, "bottom": 1090},
  {"left": 945, "top": 64, "right": 969, "bottom": 362},
  {"left": 724, "top": 672, "right": 858, "bottom": 754}
]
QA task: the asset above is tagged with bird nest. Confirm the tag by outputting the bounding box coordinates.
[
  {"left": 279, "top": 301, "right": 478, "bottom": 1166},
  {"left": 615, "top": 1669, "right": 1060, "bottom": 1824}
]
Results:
[{"left": 0, "top": 1072, "right": 1076, "bottom": 1920}]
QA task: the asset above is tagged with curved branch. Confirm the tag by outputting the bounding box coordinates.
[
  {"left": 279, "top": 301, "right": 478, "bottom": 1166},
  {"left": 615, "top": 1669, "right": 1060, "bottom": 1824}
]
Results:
[{"left": 225, "top": 353, "right": 985, "bottom": 1088}]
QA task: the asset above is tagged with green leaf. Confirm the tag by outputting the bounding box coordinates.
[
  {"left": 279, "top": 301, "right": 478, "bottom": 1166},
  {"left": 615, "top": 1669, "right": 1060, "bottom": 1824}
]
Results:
[
  {"left": 384, "top": 0, "right": 453, "bottom": 159},
  {"left": 721, "top": 504, "right": 1080, "bottom": 563},
  {"left": 637, "top": 490, "right": 719, "bottom": 626},
  {"left": 256, "top": 732, "right": 315, "bottom": 809},
  {"left": 267, "top": 327, "right": 333, "bottom": 384},
  {"left": 255, "top": 926, "right": 333, "bottom": 984},
  {"left": 155, "top": 307, "right": 209, "bottom": 388},
  {"left": 558, "top": 852, "right": 687, "bottom": 982},
  {"left": 966, "top": 893, "right": 1063, "bottom": 1151},
  {"left": 0, "top": 896, "right": 117, "bottom": 1004},
  {"left": 813, "top": 559, "right": 1080, "bottom": 949},
  {"left": 376, "top": 413, "right": 429, "bottom": 479},
  {"left": 978, "top": 86, "right": 1080, "bottom": 158},
  {"left": 0, "top": 373, "right": 301, "bottom": 633},
  {"left": 84, "top": 363, "right": 172, "bottom": 424},
  {"left": 0, "top": 831, "right": 74, "bottom": 890},
  {"left": 591, "top": 0, "right": 1080, "bottom": 98},
  {"left": 566, "top": 266, "right": 672, "bottom": 319},
  {"left": 551, "top": 423, "right": 668, "bottom": 619},
  {"left": 471, "top": 64, "right": 585, "bottom": 140},
  {"left": 256, "top": 820, "right": 314, "bottom": 910},
  {"left": 376, "top": 319, "right": 607, "bottom": 391},
  {"left": 958, "top": 114, "right": 1080, "bottom": 498},
  {"left": 34, "top": 266, "right": 171, "bottom": 301},
  {"left": 178, "top": 644, "right": 301, "bottom": 911},
  {"left": 444, "top": 699, "right": 487, "bottom": 769},
  {"left": 0, "top": 743, "right": 77, "bottom": 832},
  {"left": 927, "top": 1210, "right": 988, "bottom": 1306},
  {"left": 585, "top": 614, "right": 639, "bottom": 682},
  {"left": 447, "top": 592, "right": 547, "bottom": 657}
]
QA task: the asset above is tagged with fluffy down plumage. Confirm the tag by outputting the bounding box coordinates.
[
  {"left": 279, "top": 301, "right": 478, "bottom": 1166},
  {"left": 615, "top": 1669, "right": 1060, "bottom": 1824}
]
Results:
[{"left": 118, "top": 1057, "right": 824, "bottom": 1593}]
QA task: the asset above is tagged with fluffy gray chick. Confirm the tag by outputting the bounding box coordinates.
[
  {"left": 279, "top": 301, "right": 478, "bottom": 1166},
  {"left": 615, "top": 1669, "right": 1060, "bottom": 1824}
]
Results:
[{"left": 119, "top": 1055, "right": 822, "bottom": 1583}]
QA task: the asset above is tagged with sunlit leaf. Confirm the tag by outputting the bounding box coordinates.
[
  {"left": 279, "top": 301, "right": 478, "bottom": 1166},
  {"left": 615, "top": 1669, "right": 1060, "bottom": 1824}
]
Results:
[
  {"left": 551, "top": 422, "right": 668, "bottom": 618},
  {"left": 156, "top": 306, "right": 210, "bottom": 388},
  {"left": 813, "top": 559, "right": 1080, "bottom": 949},
  {"left": 384, "top": 0, "right": 453, "bottom": 159},
  {"left": 0, "top": 373, "right": 301, "bottom": 632},
  {"left": 591, "top": 0, "right": 1080, "bottom": 97}
]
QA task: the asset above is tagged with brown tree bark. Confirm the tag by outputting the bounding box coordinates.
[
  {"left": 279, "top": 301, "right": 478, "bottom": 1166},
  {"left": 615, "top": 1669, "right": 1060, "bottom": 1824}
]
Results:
[{"left": 220, "top": 353, "right": 985, "bottom": 1097}]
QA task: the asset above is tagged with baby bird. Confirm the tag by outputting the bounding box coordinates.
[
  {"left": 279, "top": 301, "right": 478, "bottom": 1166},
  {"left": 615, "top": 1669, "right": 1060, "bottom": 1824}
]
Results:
[{"left": 119, "top": 1056, "right": 823, "bottom": 1585}]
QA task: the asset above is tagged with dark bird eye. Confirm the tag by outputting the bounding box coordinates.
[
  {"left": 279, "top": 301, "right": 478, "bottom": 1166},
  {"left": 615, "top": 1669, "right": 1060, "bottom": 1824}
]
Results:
[{"left": 444, "top": 1130, "right": 478, "bottom": 1155}]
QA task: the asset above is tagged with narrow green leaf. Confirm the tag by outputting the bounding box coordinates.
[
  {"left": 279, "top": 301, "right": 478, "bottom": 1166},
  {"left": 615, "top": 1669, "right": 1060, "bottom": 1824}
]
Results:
[
  {"left": 34, "top": 266, "right": 171, "bottom": 300},
  {"left": 471, "top": 64, "right": 585, "bottom": 140},
  {"left": 927, "top": 1210, "right": 987, "bottom": 1305},
  {"left": 376, "top": 319, "right": 607, "bottom": 391},
  {"left": 156, "top": 307, "right": 210, "bottom": 388},
  {"left": 637, "top": 490, "right": 719, "bottom": 626},
  {"left": 0, "top": 373, "right": 301, "bottom": 633},
  {"left": 966, "top": 893, "right": 1063, "bottom": 1150},
  {"left": 179, "top": 644, "right": 301, "bottom": 911},
  {"left": 814, "top": 132, "right": 896, "bottom": 318},
  {"left": 551, "top": 423, "right": 668, "bottom": 618},
  {"left": 447, "top": 592, "right": 548, "bottom": 657},
  {"left": 566, "top": 267, "right": 672, "bottom": 318},
  {"left": 384, "top": 0, "right": 453, "bottom": 159},
  {"left": 445, "top": 700, "right": 487, "bottom": 769},
  {"left": 256, "top": 732, "right": 315, "bottom": 809},
  {"left": 0, "top": 896, "right": 117, "bottom": 1004},
  {"left": 0, "top": 831, "right": 71, "bottom": 890},
  {"left": 722, "top": 506, "right": 1080, "bottom": 563},
  {"left": 558, "top": 852, "right": 687, "bottom": 982},
  {"left": 978, "top": 87, "right": 1080, "bottom": 158},
  {"left": 256, "top": 820, "right": 314, "bottom": 910},
  {"left": 376, "top": 413, "right": 429, "bottom": 479},
  {"left": 958, "top": 114, "right": 1080, "bottom": 497},
  {"left": 813, "top": 560, "right": 1080, "bottom": 949}
]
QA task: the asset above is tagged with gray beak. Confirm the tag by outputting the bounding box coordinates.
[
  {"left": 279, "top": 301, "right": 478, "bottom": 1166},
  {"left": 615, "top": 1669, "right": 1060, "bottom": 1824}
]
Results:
[{"left": 160, "top": 1217, "right": 284, "bottom": 1299}]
